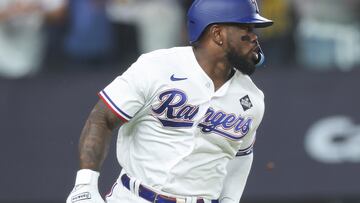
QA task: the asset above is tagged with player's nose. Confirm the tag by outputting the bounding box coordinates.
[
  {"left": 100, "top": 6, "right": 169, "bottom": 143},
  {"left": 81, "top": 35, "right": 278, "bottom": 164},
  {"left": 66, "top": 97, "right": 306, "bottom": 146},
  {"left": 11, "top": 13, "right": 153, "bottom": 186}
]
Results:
[{"left": 249, "top": 32, "right": 258, "bottom": 43}]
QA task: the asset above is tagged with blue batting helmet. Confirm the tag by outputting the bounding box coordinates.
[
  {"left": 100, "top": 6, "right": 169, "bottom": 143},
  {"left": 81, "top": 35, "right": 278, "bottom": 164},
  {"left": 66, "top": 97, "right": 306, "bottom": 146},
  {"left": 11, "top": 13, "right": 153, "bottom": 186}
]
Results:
[{"left": 187, "top": 0, "right": 273, "bottom": 44}]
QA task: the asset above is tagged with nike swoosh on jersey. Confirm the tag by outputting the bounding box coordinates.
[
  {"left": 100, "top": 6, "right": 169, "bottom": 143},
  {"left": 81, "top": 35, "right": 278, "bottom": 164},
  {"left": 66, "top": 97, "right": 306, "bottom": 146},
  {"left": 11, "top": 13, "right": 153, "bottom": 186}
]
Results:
[{"left": 170, "top": 74, "right": 188, "bottom": 81}]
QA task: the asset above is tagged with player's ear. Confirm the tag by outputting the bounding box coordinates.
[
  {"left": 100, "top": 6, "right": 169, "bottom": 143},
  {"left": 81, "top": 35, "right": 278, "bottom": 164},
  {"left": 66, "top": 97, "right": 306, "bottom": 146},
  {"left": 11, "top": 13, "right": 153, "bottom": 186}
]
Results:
[{"left": 209, "top": 24, "right": 225, "bottom": 46}]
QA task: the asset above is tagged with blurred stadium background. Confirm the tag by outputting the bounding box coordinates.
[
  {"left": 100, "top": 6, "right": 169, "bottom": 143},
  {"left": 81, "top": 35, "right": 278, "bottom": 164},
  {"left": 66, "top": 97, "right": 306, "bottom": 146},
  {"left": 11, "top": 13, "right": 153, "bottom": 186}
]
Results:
[{"left": 0, "top": 0, "right": 359, "bottom": 203}]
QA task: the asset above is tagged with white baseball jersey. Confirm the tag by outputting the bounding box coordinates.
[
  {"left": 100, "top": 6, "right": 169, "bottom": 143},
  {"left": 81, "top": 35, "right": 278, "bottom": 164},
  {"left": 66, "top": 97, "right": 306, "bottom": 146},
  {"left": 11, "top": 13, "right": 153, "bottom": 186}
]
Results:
[{"left": 98, "top": 46, "right": 265, "bottom": 200}]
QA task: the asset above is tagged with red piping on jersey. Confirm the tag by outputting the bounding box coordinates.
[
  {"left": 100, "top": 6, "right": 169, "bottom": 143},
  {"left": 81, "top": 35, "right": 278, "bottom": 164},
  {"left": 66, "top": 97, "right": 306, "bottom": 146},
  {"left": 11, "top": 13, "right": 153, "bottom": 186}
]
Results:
[
  {"left": 98, "top": 92, "right": 128, "bottom": 123},
  {"left": 105, "top": 182, "right": 118, "bottom": 198}
]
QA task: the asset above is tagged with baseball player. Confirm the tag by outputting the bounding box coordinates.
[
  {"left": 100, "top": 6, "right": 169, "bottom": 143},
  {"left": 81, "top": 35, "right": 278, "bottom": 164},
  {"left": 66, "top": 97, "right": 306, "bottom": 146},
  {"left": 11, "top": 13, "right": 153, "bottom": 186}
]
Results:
[{"left": 66, "top": 0, "right": 273, "bottom": 203}]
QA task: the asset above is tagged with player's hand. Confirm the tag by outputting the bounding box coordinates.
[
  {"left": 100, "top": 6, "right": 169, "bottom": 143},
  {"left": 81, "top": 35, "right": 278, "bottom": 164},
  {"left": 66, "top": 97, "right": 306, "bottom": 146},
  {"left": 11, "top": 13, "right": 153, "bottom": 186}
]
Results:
[{"left": 66, "top": 169, "right": 105, "bottom": 203}]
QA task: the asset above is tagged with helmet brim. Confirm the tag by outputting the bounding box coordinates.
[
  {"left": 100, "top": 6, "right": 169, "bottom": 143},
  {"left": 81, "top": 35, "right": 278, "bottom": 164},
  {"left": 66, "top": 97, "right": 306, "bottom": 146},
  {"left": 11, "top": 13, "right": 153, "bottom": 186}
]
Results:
[{"left": 238, "top": 14, "right": 274, "bottom": 28}]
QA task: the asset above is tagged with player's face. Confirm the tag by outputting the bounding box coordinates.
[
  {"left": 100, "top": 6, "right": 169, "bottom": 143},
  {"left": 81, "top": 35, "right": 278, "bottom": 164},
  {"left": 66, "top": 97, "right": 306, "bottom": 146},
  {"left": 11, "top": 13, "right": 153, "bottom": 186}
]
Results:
[{"left": 224, "top": 24, "right": 259, "bottom": 75}]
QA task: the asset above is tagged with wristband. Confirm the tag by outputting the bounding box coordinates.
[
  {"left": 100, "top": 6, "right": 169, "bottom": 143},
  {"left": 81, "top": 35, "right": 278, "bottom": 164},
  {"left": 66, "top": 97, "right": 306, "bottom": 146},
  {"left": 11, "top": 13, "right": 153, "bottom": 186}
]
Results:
[{"left": 74, "top": 169, "right": 100, "bottom": 185}]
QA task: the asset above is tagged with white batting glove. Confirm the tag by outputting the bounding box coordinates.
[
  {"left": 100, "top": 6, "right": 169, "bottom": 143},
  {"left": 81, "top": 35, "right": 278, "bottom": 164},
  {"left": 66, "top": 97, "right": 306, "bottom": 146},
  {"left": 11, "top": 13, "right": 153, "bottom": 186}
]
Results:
[{"left": 66, "top": 169, "right": 105, "bottom": 203}]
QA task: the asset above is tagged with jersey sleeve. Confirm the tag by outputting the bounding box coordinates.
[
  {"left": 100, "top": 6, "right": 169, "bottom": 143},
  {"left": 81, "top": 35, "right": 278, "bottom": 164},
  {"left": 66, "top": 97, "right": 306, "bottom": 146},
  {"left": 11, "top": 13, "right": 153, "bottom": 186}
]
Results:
[
  {"left": 235, "top": 131, "right": 256, "bottom": 157},
  {"left": 98, "top": 59, "right": 149, "bottom": 123},
  {"left": 219, "top": 153, "right": 253, "bottom": 203},
  {"left": 236, "top": 88, "right": 264, "bottom": 156}
]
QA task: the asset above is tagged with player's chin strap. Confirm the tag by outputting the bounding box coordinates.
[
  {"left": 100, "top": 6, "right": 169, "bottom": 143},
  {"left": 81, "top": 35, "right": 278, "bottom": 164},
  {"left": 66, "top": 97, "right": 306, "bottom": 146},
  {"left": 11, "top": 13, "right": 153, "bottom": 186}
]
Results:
[{"left": 254, "top": 44, "right": 266, "bottom": 68}]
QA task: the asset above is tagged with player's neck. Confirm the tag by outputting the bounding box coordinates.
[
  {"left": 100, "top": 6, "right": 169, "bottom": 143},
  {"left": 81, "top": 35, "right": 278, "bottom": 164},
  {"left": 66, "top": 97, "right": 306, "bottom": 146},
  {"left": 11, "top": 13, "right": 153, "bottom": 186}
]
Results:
[{"left": 192, "top": 47, "right": 233, "bottom": 91}]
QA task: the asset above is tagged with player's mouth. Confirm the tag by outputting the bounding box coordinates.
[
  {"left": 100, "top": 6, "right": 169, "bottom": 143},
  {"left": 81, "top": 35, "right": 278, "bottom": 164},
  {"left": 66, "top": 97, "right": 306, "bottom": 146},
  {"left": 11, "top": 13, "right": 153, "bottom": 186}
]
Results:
[{"left": 250, "top": 45, "right": 260, "bottom": 63}]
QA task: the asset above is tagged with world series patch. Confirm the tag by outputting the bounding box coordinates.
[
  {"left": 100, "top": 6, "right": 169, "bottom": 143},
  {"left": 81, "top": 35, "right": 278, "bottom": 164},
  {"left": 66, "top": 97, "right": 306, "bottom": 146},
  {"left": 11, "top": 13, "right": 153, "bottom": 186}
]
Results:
[{"left": 240, "top": 95, "right": 253, "bottom": 111}]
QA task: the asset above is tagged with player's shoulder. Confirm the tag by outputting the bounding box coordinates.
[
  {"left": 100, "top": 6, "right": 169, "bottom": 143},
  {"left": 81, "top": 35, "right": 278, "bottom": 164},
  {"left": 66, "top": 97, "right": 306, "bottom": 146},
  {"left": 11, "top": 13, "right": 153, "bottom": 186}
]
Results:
[
  {"left": 128, "top": 46, "right": 193, "bottom": 75},
  {"left": 138, "top": 46, "right": 192, "bottom": 62},
  {"left": 234, "top": 71, "right": 265, "bottom": 99},
  {"left": 123, "top": 46, "right": 192, "bottom": 80}
]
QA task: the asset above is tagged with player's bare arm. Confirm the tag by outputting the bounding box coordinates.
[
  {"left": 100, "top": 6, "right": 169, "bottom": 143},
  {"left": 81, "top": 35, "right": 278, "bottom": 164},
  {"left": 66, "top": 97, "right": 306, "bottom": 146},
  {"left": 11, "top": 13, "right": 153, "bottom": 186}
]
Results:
[
  {"left": 79, "top": 99, "right": 122, "bottom": 171},
  {"left": 66, "top": 99, "right": 122, "bottom": 203}
]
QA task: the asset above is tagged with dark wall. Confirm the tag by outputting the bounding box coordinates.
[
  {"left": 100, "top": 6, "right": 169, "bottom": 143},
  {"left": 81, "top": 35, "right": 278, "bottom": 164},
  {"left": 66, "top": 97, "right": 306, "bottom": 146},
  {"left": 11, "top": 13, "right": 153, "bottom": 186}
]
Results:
[
  {"left": 246, "top": 69, "right": 360, "bottom": 201},
  {"left": 1, "top": 68, "right": 359, "bottom": 202}
]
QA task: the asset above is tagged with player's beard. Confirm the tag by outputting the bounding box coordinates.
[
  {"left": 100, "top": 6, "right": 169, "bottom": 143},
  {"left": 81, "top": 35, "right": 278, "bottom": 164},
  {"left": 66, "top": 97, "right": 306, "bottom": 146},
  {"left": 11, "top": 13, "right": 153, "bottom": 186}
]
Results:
[{"left": 225, "top": 46, "right": 256, "bottom": 76}]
